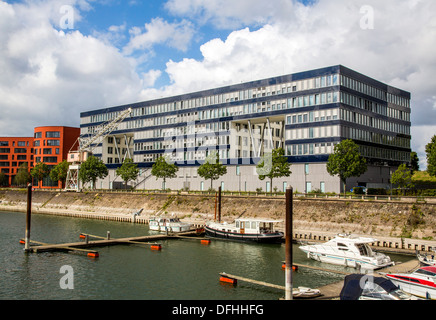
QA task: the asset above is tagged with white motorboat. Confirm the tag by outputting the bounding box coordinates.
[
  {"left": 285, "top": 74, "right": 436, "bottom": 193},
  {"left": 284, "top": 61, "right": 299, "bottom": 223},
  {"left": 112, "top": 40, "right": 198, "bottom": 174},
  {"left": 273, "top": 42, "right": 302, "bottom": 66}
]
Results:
[
  {"left": 299, "top": 234, "right": 393, "bottom": 270},
  {"left": 148, "top": 217, "right": 192, "bottom": 233},
  {"left": 205, "top": 218, "right": 284, "bottom": 243},
  {"left": 416, "top": 248, "right": 436, "bottom": 266},
  {"left": 384, "top": 266, "right": 436, "bottom": 300}
]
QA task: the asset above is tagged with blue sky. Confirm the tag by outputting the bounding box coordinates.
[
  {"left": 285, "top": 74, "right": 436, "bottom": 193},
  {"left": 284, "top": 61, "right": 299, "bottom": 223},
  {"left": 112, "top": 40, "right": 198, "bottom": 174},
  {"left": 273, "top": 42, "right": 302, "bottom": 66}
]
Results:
[{"left": 1, "top": 0, "right": 435, "bottom": 169}]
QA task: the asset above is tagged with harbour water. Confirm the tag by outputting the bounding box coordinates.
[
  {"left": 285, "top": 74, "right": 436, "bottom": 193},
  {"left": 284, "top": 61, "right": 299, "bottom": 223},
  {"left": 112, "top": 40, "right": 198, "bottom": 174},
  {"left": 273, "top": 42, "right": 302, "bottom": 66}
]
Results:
[{"left": 0, "top": 211, "right": 411, "bottom": 300}]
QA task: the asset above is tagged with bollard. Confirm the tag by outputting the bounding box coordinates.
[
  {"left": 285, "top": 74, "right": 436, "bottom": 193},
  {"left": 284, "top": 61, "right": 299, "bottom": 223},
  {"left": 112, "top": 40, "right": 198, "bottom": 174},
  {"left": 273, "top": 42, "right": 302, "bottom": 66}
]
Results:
[{"left": 24, "top": 184, "right": 32, "bottom": 252}]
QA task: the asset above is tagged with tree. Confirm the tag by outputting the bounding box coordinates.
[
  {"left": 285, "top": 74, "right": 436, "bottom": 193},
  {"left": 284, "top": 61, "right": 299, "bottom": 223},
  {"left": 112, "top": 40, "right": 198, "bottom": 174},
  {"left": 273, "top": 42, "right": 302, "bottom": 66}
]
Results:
[
  {"left": 426, "top": 135, "right": 436, "bottom": 177},
  {"left": 326, "top": 139, "right": 367, "bottom": 195},
  {"left": 31, "top": 162, "right": 50, "bottom": 188},
  {"left": 78, "top": 155, "right": 108, "bottom": 189},
  {"left": 49, "top": 160, "right": 70, "bottom": 188},
  {"left": 116, "top": 158, "right": 139, "bottom": 189},
  {"left": 197, "top": 151, "right": 227, "bottom": 190},
  {"left": 256, "top": 148, "right": 292, "bottom": 194},
  {"left": 14, "top": 163, "right": 31, "bottom": 187},
  {"left": 0, "top": 172, "right": 8, "bottom": 187},
  {"left": 410, "top": 152, "right": 419, "bottom": 174},
  {"left": 391, "top": 164, "right": 414, "bottom": 195},
  {"left": 151, "top": 155, "right": 178, "bottom": 190}
]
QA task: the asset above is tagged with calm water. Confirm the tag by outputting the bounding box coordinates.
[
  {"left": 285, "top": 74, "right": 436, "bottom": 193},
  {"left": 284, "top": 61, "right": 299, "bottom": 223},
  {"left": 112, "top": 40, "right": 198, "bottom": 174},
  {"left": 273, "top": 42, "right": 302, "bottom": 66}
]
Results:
[{"left": 0, "top": 211, "right": 410, "bottom": 300}]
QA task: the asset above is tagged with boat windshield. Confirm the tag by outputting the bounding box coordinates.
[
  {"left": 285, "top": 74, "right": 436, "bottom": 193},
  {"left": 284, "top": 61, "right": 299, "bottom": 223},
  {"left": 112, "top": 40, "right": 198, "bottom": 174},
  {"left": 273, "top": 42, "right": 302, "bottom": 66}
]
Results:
[
  {"left": 355, "top": 243, "right": 372, "bottom": 257},
  {"left": 415, "top": 268, "right": 436, "bottom": 277}
]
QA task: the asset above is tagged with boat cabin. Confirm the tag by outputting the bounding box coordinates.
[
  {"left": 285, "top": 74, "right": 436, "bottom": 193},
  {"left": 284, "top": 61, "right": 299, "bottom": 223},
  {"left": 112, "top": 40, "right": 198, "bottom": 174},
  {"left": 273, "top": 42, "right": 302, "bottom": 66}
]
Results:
[
  {"left": 329, "top": 236, "right": 376, "bottom": 257},
  {"left": 234, "top": 219, "right": 281, "bottom": 234}
]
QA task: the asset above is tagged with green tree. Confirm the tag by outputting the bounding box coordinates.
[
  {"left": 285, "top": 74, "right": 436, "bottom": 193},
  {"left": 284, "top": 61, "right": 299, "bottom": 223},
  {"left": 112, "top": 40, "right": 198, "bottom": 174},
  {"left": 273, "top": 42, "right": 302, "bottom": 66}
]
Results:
[
  {"left": 256, "top": 148, "right": 292, "bottom": 194},
  {"left": 391, "top": 164, "right": 414, "bottom": 195},
  {"left": 49, "top": 160, "right": 70, "bottom": 188},
  {"left": 31, "top": 162, "right": 50, "bottom": 188},
  {"left": 426, "top": 135, "right": 436, "bottom": 177},
  {"left": 14, "top": 163, "right": 31, "bottom": 187},
  {"left": 151, "top": 155, "right": 178, "bottom": 190},
  {"left": 78, "top": 155, "right": 108, "bottom": 189},
  {"left": 410, "top": 152, "right": 419, "bottom": 174},
  {"left": 0, "top": 172, "right": 8, "bottom": 187},
  {"left": 197, "top": 151, "right": 227, "bottom": 190},
  {"left": 326, "top": 139, "right": 367, "bottom": 195},
  {"left": 116, "top": 158, "right": 139, "bottom": 189}
]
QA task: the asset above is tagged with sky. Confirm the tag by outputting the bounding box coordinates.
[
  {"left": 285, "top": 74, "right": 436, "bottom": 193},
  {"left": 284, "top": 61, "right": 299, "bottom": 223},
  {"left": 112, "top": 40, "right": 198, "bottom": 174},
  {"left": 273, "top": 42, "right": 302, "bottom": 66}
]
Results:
[{"left": 0, "top": 0, "right": 435, "bottom": 169}]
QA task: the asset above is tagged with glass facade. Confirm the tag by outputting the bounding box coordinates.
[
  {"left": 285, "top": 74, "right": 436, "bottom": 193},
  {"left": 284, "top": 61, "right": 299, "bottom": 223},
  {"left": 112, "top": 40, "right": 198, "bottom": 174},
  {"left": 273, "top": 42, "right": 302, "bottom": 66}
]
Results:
[{"left": 80, "top": 65, "right": 411, "bottom": 169}]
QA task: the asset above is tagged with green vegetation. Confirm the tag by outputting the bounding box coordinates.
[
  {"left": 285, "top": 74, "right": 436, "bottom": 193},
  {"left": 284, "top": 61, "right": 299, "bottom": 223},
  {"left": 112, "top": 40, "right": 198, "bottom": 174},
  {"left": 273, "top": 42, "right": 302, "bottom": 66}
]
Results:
[
  {"left": 426, "top": 135, "right": 436, "bottom": 177},
  {"left": 31, "top": 162, "right": 50, "bottom": 188},
  {"left": 49, "top": 160, "right": 70, "bottom": 188},
  {"left": 326, "top": 139, "right": 367, "bottom": 195},
  {"left": 197, "top": 151, "right": 227, "bottom": 190},
  {"left": 116, "top": 158, "right": 139, "bottom": 189},
  {"left": 151, "top": 155, "right": 179, "bottom": 190},
  {"left": 79, "top": 155, "right": 108, "bottom": 189},
  {"left": 256, "top": 148, "right": 292, "bottom": 194}
]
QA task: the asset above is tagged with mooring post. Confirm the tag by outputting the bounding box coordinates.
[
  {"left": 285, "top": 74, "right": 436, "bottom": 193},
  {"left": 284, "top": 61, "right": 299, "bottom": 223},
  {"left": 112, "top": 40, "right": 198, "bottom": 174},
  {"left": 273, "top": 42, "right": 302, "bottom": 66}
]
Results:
[
  {"left": 107, "top": 231, "right": 111, "bottom": 240},
  {"left": 285, "top": 186, "right": 293, "bottom": 300},
  {"left": 24, "top": 183, "right": 32, "bottom": 252},
  {"left": 218, "top": 186, "right": 222, "bottom": 223},
  {"left": 214, "top": 192, "right": 217, "bottom": 221}
]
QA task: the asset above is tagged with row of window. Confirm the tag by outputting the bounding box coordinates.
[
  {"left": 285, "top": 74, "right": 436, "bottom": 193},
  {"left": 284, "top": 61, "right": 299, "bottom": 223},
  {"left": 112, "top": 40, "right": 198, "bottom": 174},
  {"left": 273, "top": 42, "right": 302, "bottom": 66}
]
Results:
[
  {"left": 35, "top": 157, "right": 59, "bottom": 163},
  {"left": 0, "top": 148, "right": 32, "bottom": 154},
  {"left": 90, "top": 74, "right": 340, "bottom": 124},
  {"left": 341, "top": 91, "right": 410, "bottom": 122},
  {"left": 34, "top": 140, "right": 61, "bottom": 147},
  {"left": 341, "top": 108, "right": 410, "bottom": 135},
  {"left": 0, "top": 161, "right": 31, "bottom": 167},
  {"left": 341, "top": 126, "right": 410, "bottom": 149},
  {"left": 340, "top": 75, "right": 410, "bottom": 108},
  {"left": 34, "top": 131, "right": 61, "bottom": 139},
  {"left": 0, "top": 155, "right": 28, "bottom": 160},
  {"left": 0, "top": 141, "right": 30, "bottom": 147}
]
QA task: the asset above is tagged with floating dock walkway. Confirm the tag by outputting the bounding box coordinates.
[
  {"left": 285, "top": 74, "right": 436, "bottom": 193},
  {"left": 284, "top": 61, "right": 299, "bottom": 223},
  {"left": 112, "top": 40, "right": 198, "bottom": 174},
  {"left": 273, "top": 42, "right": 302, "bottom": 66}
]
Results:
[{"left": 23, "top": 229, "right": 207, "bottom": 257}]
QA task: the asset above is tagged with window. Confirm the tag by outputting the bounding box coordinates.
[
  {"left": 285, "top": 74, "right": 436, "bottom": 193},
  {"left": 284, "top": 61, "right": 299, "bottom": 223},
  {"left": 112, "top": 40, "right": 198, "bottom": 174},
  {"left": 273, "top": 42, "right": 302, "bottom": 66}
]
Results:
[
  {"left": 43, "top": 157, "right": 58, "bottom": 163},
  {"left": 34, "top": 132, "right": 42, "bottom": 139},
  {"left": 0, "top": 141, "right": 8, "bottom": 146},
  {"left": 46, "top": 140, "right": 60, "bottom": 146}
]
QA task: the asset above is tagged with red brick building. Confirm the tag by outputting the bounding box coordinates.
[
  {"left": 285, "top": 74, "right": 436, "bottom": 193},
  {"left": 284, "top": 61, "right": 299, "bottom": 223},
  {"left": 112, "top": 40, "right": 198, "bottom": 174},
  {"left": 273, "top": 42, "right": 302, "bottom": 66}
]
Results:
[
  {"left": 0, "top": 137, "right": 34, "bottom": 187},
  {"left": 33, "top": 126, "right": 80, "bottom": 189},
  {"left": 0, "top": 126, "right": 79, "bottom": 189}
]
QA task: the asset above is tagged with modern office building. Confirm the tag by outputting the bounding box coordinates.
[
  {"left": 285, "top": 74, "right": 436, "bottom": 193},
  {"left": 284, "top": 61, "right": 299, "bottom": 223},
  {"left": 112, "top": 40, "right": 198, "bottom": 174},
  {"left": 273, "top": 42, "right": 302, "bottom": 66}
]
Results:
[{"left": 80, "top": 65, "right": 412, "bottom": 193}]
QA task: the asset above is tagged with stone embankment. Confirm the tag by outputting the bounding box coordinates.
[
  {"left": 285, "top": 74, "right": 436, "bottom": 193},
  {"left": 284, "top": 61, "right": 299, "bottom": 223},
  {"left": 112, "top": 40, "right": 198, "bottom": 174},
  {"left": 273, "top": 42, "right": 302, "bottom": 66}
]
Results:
[{"left": 1, "top": 189, "right": 435, "bottom": 252}]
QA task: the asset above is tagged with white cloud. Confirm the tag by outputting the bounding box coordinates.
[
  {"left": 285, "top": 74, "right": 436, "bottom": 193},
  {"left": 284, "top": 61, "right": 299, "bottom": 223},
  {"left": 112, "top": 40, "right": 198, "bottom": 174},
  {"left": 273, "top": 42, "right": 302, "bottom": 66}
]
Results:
[
  {"left": 159, "top": 0, "right": 436, "bottom": 168},
  {"left": 0, "top": 1, "right": 143, "bottom": 136},
  {"left": 124, "top": 17, "right": 196, "bottom": 54}
]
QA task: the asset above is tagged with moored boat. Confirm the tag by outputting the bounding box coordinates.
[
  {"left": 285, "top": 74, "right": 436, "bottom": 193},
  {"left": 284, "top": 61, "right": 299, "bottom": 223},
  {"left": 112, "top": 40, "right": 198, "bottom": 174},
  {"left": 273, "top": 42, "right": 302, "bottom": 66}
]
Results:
[
  {"left": 299, "top": 234, "right": 393, "bottom": 270},
  {"left": 148, "top": 217, "right": 192, "bottom": 233},
  {"left": 340, "top": 274, "right": 417, "bottom": 300},
  {"left": 416, "top": 248, "right": 436, "bottom": 266},
  {"left": 205, "top": 218, "right": 283, "bottom": 243},
  {"left": 384, "top": 266, "right": 436, "bottom": 300}
]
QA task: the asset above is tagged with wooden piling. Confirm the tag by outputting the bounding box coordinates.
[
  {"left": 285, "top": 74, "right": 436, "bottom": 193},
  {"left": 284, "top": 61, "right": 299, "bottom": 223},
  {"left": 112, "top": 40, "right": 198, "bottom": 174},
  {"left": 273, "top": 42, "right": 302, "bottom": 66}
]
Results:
[
  {"left": 285, "top": 186, "right": 293, "bottom": 300},
  {"left": 218, "top": 186, "right": 222, "bottom": 223},
  {"left": 24, "top": 184, "right": 32, "bottom": 252}
]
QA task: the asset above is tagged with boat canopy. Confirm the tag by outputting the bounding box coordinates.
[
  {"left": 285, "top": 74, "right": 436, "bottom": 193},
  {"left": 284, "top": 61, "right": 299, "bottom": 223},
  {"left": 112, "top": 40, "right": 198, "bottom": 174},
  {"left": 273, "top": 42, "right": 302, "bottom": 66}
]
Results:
[{"left": 340, "top": 274, "right": 398, "bottom": 300}]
